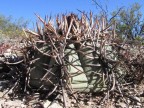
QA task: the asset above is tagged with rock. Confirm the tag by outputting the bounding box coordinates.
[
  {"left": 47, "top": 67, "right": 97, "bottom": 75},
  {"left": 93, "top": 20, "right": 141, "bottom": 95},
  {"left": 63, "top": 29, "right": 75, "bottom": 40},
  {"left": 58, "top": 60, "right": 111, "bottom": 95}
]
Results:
[
  {"left": 116, "top": 102, "right": 127, "bottom": 108},
  {"left": 137, "top": 102, "right": 142, "bottom": 106},
  {"left": 43, "top": 100, "right": 51, "bottom": 108},
  {"left": 48, "top": 102, "right": 62, "bottom": 108},
  {"left": 134, "top": 96, "right": 141, "bottom": 102}
]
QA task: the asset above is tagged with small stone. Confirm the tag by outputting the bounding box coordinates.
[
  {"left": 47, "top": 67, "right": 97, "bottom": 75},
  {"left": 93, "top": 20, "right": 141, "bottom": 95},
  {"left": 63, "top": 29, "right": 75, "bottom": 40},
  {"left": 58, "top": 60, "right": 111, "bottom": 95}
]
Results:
[
  {"left": 48, "top": 102, "right": 62, "bottom": 108},
  {"left": 134, "top": 97, "right": 140, "bottom": 102},
  {"left": 127, "top": 99, "right": 131, "bottom": 104},
  {"left": 43, "top": 100, "right": 51, "bottom": 108},
  {"left": 137, "top": 102, "right": 142, "bottom": 106},
  {"left": 116, "top": 102, "right": 127, "bottom": 108}
]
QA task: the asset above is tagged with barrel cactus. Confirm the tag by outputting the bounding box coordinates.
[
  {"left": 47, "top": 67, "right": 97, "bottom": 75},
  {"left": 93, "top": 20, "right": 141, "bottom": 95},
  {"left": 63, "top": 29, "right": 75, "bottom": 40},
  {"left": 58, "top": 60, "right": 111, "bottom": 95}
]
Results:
[{"left": 24, "top": 13, "right": 121, "bottom": 93}]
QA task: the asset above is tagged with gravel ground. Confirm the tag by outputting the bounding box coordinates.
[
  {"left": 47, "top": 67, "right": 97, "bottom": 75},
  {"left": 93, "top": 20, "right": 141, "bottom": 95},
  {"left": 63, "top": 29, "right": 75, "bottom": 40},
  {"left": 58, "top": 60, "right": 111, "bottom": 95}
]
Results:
[{"left": 0, "top": 83, "right": 144, "bottom": 108}]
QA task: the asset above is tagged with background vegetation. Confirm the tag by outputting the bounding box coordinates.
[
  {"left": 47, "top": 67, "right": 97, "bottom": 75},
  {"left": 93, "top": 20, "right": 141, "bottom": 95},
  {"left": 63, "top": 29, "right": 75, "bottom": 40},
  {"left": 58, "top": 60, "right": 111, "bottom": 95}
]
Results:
[
  {"left": 0, "top": 14, "right": 29, "bottom": 38},
  {"left": 111, "top": 3, "right": 144, "bottom": 41}
]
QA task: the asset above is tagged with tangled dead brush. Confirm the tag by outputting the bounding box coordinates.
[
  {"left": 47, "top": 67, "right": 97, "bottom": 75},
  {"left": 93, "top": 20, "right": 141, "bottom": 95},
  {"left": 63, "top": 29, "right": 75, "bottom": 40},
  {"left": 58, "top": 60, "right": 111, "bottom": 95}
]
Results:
[{"left": 0, "top": 13, "right": 144, "bottom": 107}]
